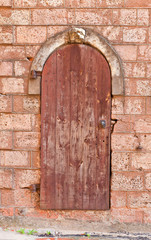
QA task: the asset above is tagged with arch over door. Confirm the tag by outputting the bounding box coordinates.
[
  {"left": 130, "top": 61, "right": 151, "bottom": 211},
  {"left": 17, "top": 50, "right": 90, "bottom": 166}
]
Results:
[{"left": 40, "top": 44, "right": 111, "bottom": 210}]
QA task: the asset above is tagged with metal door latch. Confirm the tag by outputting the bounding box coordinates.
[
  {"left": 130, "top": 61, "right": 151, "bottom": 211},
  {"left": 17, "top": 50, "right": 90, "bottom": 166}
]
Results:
[{"left": 99, "top": 120, "right": 106, "bottom": 128}]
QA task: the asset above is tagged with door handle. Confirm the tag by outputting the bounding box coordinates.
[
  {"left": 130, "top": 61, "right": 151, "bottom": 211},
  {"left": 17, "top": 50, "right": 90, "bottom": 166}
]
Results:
[{"left": 99, "top": 120, "right": 106, "bottom": 128}]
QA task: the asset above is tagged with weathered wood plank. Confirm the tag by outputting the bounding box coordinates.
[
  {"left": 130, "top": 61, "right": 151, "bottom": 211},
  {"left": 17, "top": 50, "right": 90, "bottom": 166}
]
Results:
[{"left": 41, "top": 51, "right": 57, "bottom": 209}]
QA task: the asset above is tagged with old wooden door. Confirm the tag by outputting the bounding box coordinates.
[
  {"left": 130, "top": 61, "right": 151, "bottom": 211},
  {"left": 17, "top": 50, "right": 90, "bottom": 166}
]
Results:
[{"left": 40, "top": 44, "right": 111, "bottom": 210}]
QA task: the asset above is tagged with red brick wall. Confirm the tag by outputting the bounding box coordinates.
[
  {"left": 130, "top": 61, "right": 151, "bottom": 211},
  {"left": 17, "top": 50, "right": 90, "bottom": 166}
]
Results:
[{"left": 0, "top": 0, "right": 151, "bottom": 224}]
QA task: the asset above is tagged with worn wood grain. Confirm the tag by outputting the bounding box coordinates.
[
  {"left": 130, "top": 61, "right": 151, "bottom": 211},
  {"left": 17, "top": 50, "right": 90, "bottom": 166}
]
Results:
[{"left": 41, "top": 44, "right": 111, "bottom": 210}]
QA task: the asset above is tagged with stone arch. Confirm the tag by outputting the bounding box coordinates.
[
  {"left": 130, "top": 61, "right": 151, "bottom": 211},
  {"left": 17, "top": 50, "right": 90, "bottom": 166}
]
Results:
[{"left": 28, "top": 27, "right": 124, "bottom": 95}]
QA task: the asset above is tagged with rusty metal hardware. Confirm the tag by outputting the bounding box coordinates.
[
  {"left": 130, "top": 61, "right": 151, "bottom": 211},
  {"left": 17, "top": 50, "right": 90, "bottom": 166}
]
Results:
[
  {"left": 31, "top": 70, "right": 42, "bottom": 79},
  {"left": 99, "top": 120, "right": 106, "bottom": 128}
]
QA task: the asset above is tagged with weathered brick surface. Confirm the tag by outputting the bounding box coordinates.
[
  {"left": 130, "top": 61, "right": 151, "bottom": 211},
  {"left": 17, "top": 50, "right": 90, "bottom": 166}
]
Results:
[
  {"left": 16, "top": 26, "right": 47, "bottom": 44},
  {"left": 112, "top": 152, "right": 130, "bottom": 171},
  {"left": 14, "top": 132, "right": 40, "bottom": 150},
  {"left": 14, "top": 61, "right": 30, "bottom": 77},
  {"left": 0, "top": 0, "right": 151, "bottom": 225},
  {"left": 112, "top": 172, "right": 144, "bottom": 191},
  {"left": 0, "top": 114, "right": 32, "bottom": 131},
  {"left": 0, "top": 131, "right": 12, "bottom": 149},
  {"left": 111, "top": 191, "right": 127, "bottom": 208},
  {"left": 0, "top": 26, "right": 13, "bottom": 44},
  {"left": 131, "top": 153, "right": 151, "bottom": 170},
  {"left": 14, "top": 170, "right": 40, "bottom": 188},
  {"left": 0, "top": 169, "right": 12, "bottom": 189},
  {"left": 0, "top": 0, "right": 11, "bottom": 6},
  {"left": 0, "top": 151, "right": 30, "bottom": 167},
  {"left": 0, "top": 9, "right": 30, "bottom": 25},
  {"left": 0, "top": 95, "right": 12, "bottom": 112},
  {"left": 13, "top": 96, "right": 40, "bottom": 113},
  {"left": 0, "top": 78, "right": 25, "bottom": 94},
  {"left": 0, "top": 62, "right": 12, "bottom": 76},
  {"left": 127, "top": 192, "right": 151, "bottom": 208},
  {"left": 0, "top": 46, "right": 25, "bottom": 60},
  {"left": 111, "top": 208, "right": 143, "bottom": 223}
]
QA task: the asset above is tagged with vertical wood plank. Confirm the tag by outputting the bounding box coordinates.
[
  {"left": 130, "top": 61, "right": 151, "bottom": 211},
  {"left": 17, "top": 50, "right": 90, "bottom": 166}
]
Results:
[
  {"left": 68, "top": 45, "right": 84, "bottom": 209},
  {"left": 41, "top": 52, "right": 57, "bottom": 209},
  {"left": 55, "top": 47, "right": 70, "bottom": 209}
]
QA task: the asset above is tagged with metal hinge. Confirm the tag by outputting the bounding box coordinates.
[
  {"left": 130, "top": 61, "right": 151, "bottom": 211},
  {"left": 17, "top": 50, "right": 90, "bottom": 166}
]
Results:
[{"left": 31, "top": 70, "right": 42, "bottom": 79}]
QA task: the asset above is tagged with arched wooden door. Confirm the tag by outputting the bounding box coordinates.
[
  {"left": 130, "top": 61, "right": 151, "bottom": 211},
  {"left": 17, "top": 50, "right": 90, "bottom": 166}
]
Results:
[{"left": 40, "top": 44, "right": 111, "bottom": 210}]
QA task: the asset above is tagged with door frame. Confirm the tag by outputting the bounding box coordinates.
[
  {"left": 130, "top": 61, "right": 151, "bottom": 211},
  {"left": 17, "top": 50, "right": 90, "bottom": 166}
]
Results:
[{"left": 28, "top": 27, "right": 124, "bottom": 96}]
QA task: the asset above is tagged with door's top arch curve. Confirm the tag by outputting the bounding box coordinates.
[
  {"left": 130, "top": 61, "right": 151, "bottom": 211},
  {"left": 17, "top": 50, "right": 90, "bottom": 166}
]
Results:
[{"left": 28, "top": 27, "right": 124, "bottom": 95}]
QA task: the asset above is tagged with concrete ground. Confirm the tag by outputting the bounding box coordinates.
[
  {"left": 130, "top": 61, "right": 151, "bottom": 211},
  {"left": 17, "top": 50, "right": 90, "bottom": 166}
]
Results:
[
  {"left": 1, "top": 217, "right": 151, "bottom": 240},
  {"left": 1, "top": 228, "right": 151, "bottom": 240}
]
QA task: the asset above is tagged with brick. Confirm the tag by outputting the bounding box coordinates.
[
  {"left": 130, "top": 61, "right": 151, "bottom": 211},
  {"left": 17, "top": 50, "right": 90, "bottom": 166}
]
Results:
[
  {"left": 139, "top": 135, "right": 151, "bottom": 151},
  {"left": 111, "top": 208, "right": 143, "bottom": 223},
  {"left": 15, "top": 170, "right": 40, "bottom": 188},
  {"left": 13, "top": 96, "right": 40, "bottom": 113},
  {"left": 112, "top": 152, "right": 130, "bottom": 171},
  {"left": 98, "top": 0, "right": 124, "bottom": 7},
  {"left": 14, "top": 0, "right": 37, "bottom": 7},
  {"left": 112, "top": 97, "right": 124, "bottom": 115},
  {"left": 124, "top": 97, "right": 145, "bottom": 114},
  {"left": 112, "top": 115, "right": 132, "bottom": 133},
  {"left": 1, "top": 190, "right": 14, "bottom": 206},
  {"left": 47, "top": 26, "right": 68, "bottom": 38},
  {"left": 146, "top": 97, "right": 151, "bottom": 114},
  {"left": 125, "top": 0, "right": 151, "bottom": 7},
  {"left": 136, "top": 80, "right": 151, "bottom": 96},
  {"left": 128, "top": 192, "right": 151, "bottom": 208},
  {"left": 138, "top": 45, "right": 151, "bottom": 60},
  {"left": 14, "top": 132, "right": 40, "bottom": 150},
  {"left": 123, "top": 27, "right": 147, "bottom": 43},
  {"left": 65, "top": 0, "right": 96, "bottom": 8},
  {"left": 147, "top": 63, "right": 151, "bottom": 78},
  {"left": 125, "top": 79, "right": 151, "bottom": 96},
  {"left": 31, "top": 9, "right": 73, "bottom": 25},
  {"left": 0, "top": 46, "right": 25, "bottom": 60},
  {"left": 138, "top": 9, "right": 149, "bottom": 26},
  {"left": 112, "top": 172, "right": 144, "bottom": 191},
  {"left": 38, "top": 0, "right": 64, "bottom": 7},
  {"left": 0, "top": 0, "right": 11, "bottom": 6},
  {"left": 0, "top": 9, "right": 30, "bottom": 25},
  {"left": 131, "top": 153, "right": 151, "bottom": 170},
  {"left": 113, "top": 9, "right": 136, "bottom": 25},
  {"left": 144, "top": 209, "right": 151, "bottom": 224},
  {"left": 32, "top": 151, "right": 40, "bottom": 168},
  {"left": 0, "top": 169, "right": 12, "bottom": 189},
  {"left": 145, "top": 173, "right": 151, "bottom": 190},
  {"left": 31, "top": 114, "right": 40, "bottom": 131},
  {"left": 0, "top": 95, "right": 12, "bottom": 112},
  {"left": 0, "top": 131, "right": 12, "bottom": 149},
  {"left": 111, "top": 191, "right": 127, "bottom": 208},
  {"left": 96, "top": 26, "right": 123, "bottom": 43},
  {"left": 1, "top": 151, "right": 30, "bottom": 167},
  {"left": 75, "top": 9, "right": 112, "bottom": 25},
  {"left": 0, "top": 207, "right": 14, "bottom": 216},
  {"left": 114, "top": 45, "right": 137, "bottom": 61},
  {"left": 0, "top": 26, "right": 13, "bottom": 44},
  {"left": 0, "top": 62, "right": 12, "bottom": 76},
  {"left": 0, "top": 114, "right": 32, "bottom": 131},
  {"left": 123, "top": 62, "right": 146, "bottom": 78},
  {"left": 14, "top": 61, "right": 30, "bottom": 77},
  {"left": 16, "top": 26, "right": 47, "bottom": 44},
  {"left": 26, "top": 46, "right": 40, "bottom": 59},
  {"left": 0, "top": 78, "right": 25, "bottom": 94},
  {"left": 112, "top": 134, "right": 138, "bottom": 151},
  {"left": 133, "top": 115, "right": 151, "bottom": 133},
  {"left": 1, "top": 189, "right": 32, "bottom": 207}
]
